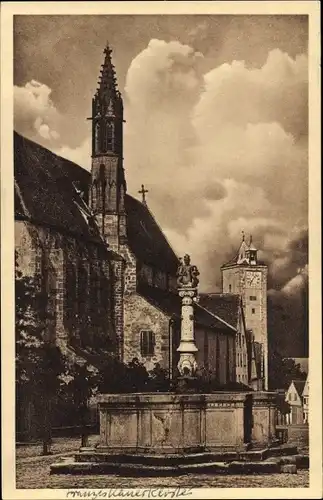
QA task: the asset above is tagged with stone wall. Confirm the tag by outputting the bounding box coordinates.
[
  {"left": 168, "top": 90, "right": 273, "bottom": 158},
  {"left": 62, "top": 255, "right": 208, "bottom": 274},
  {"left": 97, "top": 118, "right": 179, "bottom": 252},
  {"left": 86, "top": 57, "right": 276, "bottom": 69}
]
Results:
[
  {"left": 97, "top": 392, "right": 277, "bottom": 453},
  {"left": 15, "top": 220, "right": 116, "bottom": 356},
  {"left": 123, "top": 293, "right": 171, "bottom": 373}
]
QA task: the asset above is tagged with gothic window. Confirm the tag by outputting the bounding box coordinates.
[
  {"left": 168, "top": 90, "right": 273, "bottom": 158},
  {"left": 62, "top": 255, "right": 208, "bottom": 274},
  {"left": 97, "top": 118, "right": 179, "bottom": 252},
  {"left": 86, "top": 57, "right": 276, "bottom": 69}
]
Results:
[
  {"left": 95, "top": 122, "right": 100, "bottom": 154},
  {"left": 229, "top": 284, "right": 232, "bottom": 292},
  {"left": 140, "top": 330, "right": 155, "bottom": 357},
  {"left": 38, "top": 249, "right": 49, "bottom": 331},
  {"left": 105, "top": 122, "right": 113, "bottom": 151},
  {"left": 64, "top": 257, "right": 77, "bottom": 333},
  {"left": 252, "top": 308, "right": 255, "bottom": 314},
  {"left": 78, "top": 260, "right": 88, "bottom": 323},
  {"left": 89, "top": 265, "right": 99, "bottom": 319}
]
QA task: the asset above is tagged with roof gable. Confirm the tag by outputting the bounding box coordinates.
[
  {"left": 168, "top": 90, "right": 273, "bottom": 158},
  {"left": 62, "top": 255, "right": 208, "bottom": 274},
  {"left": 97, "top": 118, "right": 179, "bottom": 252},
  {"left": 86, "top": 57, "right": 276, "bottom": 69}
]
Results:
[
  {"left": 293, "top": 380, "right": 306, "bottom": 397},
  {"left": 302, "top": 376, "right": 309, "bottom": 396},
  {"left": 286, "top": 379, "right": 306, "bottom": 400},
  {"left": 137, "top": 284, "right": 236, "bottom": 332},
  {"left": 198, "top": 293, "right": 241, "bottom": 328}
]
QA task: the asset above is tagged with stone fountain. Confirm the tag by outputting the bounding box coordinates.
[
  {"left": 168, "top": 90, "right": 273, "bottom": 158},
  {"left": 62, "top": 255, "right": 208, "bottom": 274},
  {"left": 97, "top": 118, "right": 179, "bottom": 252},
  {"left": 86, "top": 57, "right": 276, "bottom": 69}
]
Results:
[{"left": 50, "top": 255, "right": 304, "bottom": 476}]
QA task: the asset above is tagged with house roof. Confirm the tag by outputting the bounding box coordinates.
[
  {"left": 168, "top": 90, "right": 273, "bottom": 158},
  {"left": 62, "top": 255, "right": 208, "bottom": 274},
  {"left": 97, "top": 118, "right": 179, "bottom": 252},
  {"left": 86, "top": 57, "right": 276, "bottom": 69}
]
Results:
[
  {"left": 292, "top": 379, "right": 306, "bottom": 397},
  {"left": 125, "top": 195, "right": 179, "bottom": 274},
  {"left": 221, "top": 235, "right": 266, "bottom": 268},
  {"left": 198, "top": 293, "right": 241, "bottom": 328},
  {"left": 138, "top": 284, "right": 236, "bottom": 333}
]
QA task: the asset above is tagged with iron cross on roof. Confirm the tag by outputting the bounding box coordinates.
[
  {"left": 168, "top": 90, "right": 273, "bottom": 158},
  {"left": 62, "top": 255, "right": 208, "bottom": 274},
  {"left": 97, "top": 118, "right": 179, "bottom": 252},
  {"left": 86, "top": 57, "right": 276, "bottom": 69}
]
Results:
[{"left": 138, "top": 184, "right": 149, "bottom": 205}]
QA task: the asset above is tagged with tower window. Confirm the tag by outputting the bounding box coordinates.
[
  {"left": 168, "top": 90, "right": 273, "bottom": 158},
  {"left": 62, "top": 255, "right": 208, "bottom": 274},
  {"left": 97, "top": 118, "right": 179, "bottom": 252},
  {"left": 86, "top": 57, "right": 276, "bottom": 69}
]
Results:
[
  {"left": 140, "top": 330, "right": 155, "bottom": 357},
  {"left": 251, "top": 308, "right": 256, "bottom": 314},
  {"left": 229, "top": 284, "right": 232, "bottom": 292},
  {"left": 95, "top": 122, "right": 100, "bottom": 153},
  {"left": 250, "top": 296, "right": 257, "bottom": 301},
  {"left": 104, "top": 122, "right": 113, "bottom": 151}
]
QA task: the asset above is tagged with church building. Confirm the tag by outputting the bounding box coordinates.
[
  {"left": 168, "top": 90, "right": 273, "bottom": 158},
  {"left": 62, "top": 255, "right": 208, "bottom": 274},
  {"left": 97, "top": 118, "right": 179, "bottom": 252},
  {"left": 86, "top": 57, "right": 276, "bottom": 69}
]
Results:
[{"left": 15, "top": 45, "right": 267, "bottom": 439}]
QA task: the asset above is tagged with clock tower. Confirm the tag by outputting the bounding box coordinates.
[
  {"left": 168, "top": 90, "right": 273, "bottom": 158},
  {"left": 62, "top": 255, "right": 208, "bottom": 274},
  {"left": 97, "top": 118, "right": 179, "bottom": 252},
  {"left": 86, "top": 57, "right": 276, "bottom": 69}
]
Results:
[{"left": 221, "top": 234, "right": 268, "bottom": 390}]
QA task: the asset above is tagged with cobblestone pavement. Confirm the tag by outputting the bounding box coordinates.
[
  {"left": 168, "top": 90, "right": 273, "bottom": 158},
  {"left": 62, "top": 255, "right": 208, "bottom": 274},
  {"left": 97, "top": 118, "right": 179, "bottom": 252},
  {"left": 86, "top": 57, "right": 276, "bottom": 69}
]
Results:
[
  {"left": 16, "top": 457, "right": 309, "bottom": 489},
  {"left": 16, "top": 435, "right": 100, "bottom": 460},
  {"left": 16, "top": 432, "right": 309, "bottom": 489}
]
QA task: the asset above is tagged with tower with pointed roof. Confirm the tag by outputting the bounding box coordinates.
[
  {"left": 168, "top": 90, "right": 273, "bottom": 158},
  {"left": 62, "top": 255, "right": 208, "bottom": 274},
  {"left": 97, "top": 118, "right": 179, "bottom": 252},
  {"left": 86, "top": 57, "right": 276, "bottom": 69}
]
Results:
[
  {"left": 221, "top": 234, "right": 268, "bottom": 390},
  {"left": 89, "top": 43, "right": 127, "bottom": 252}
]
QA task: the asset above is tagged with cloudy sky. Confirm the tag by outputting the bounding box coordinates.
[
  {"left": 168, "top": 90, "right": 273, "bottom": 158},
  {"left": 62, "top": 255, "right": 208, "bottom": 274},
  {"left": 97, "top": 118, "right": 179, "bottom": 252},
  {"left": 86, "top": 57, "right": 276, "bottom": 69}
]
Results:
[{"left": 14, "top": 15, "right": 308, "bottom": 354}]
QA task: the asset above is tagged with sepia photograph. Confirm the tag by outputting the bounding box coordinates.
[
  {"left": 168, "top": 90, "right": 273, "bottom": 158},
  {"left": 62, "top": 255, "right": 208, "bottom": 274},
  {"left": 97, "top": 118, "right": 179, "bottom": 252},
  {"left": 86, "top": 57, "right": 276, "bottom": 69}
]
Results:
[{"left": 1, "top": 2, "right": 321, "bottom": 499}]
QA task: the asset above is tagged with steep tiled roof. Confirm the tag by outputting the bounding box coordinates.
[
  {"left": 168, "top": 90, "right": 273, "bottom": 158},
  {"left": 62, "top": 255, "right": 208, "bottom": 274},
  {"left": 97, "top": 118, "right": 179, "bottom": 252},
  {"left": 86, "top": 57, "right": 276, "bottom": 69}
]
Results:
[
  {"left": 138, "top": 284, "right": 235, "bottom": 332},
  {"left": 198, "top": 293, "right": 241, "bottom": 328},
  {"left": 125, "top": 195, "right": 179, "bottom": 274},
  {"left": 292, "top": 379, "right": 306, "bottom": 397},
  {"left": 14, "top": 132, "right": 102, "bottom": 244}
]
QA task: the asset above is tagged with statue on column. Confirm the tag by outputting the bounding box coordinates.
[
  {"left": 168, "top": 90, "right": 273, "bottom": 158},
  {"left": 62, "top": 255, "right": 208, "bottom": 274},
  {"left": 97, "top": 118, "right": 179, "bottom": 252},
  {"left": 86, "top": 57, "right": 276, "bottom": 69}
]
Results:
[
  {"left": 176, "top": 254, "right": 199, "bottom": 288},
  {"left": 176, "top": 254, "right": 199, "bottom": 381}
]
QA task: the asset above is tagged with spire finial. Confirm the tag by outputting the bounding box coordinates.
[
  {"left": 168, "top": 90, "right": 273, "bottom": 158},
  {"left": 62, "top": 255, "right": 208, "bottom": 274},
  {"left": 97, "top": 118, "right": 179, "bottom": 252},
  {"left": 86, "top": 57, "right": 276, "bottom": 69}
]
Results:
[
  {"left": 138, "top": 184, "right": 149, "bottom": 205},
  {"left": 242, "top": 230, "right": 245, "bottom": 242},
  {"left": 250, "top": 234, "right": 253, "bottom": 245},
  {"left": 96, "top": 42, "right": 118, "bottom": 97},
  {"left": 104, "top": 40, "right": 112, "bottom": 53}
]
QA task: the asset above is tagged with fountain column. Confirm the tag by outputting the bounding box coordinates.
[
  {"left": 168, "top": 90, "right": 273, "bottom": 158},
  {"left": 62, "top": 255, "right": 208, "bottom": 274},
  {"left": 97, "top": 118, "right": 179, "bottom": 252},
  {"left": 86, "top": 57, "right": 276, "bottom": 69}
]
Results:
[{"left": 176, "top": 254, "right": 199, "bottom": 377}]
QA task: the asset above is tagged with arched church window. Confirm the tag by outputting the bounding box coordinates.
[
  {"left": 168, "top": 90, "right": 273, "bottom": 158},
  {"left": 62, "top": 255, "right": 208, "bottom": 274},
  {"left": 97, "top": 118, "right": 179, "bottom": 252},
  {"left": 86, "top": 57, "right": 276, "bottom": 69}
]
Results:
[
  {"left": 77, "top": 260, "right": 88, "bottom": 331},
  {"left": 104, "top": 122, "right": 114, "bottom": 151},
  {"left": 95, "top": 122, "right": 100, "bottom": 154}
]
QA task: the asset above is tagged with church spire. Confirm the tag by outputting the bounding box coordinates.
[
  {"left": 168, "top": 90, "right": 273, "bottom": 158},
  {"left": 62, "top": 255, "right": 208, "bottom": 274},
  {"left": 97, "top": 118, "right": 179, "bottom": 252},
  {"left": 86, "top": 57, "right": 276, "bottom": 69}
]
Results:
[
  {"left": 236, "top": 232, "right": 249, "bottom": 265},
  {"left": 89, "top": 43, "right": 123, "bottom": 157},
  {"left": 89, "top": 43, "right": 127, "bottom": 251},
  {"left": 248, "top": 234, "right": 257, "bottom": 251},
  {"left": 97, "top": 42, "right": 119, "bottom": 100},
  {"left": 246, "top": 234, "right": 257, "bottom": 265}
]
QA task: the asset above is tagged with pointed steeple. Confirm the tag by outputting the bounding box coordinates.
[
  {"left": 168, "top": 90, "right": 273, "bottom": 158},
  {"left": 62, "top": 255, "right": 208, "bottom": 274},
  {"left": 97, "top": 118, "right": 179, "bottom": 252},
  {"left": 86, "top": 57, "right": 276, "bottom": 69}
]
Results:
[
  {"left": 248, "top": 234, "right": 257, "bottom": 251},
  {"left": 89, "top": 43, "right": 123, "bottom": 157},
  {"left": 236, "top": 231, "right": 249, "bottom": 264},
  {"left": 97, "top": 42, "right": 119, "bottom": 101},
  {"left": 89, "top": 43, "right": 127, "bottom": 251},
  {"left": 246, "top": 234, "right": 258, "bottom": 265}
]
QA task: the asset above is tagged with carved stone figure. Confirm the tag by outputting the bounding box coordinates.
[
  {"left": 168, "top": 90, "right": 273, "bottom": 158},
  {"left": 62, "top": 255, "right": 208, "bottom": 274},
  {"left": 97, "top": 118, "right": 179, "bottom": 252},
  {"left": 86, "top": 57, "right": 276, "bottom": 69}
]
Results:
[{"left": 176, "top": 254, "right": 200, "bottom": 288}]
